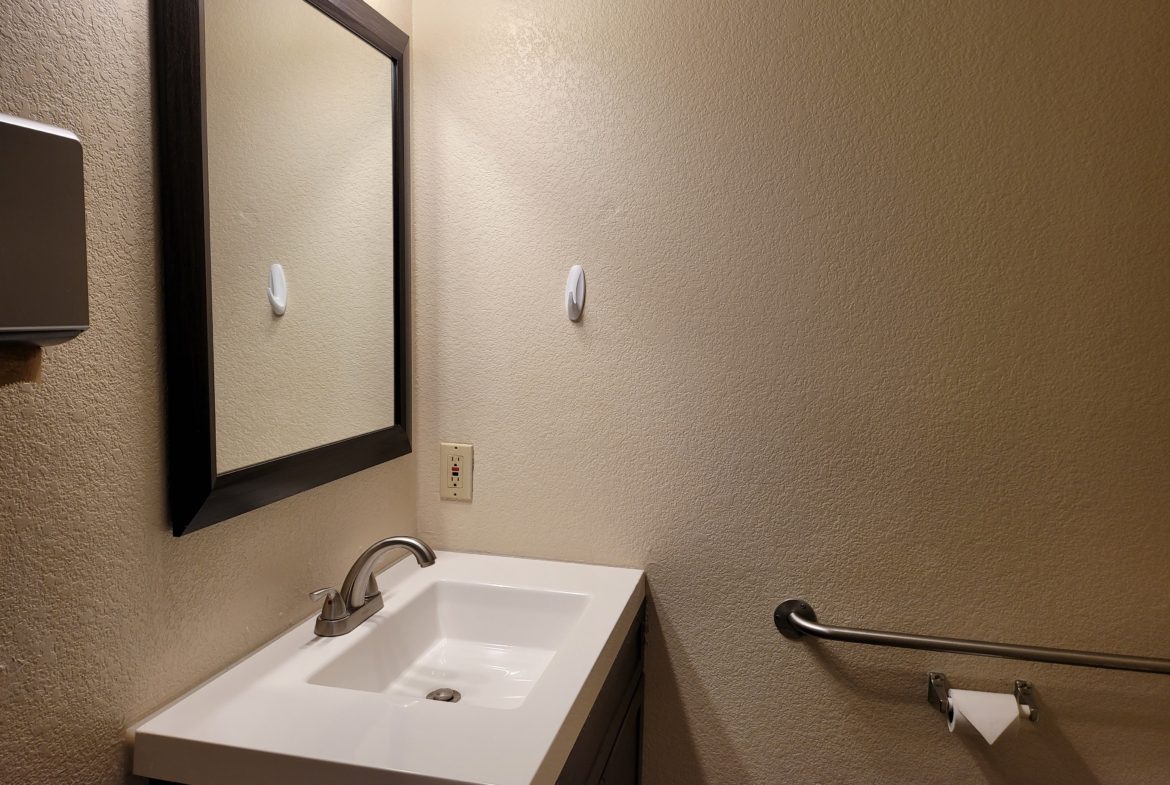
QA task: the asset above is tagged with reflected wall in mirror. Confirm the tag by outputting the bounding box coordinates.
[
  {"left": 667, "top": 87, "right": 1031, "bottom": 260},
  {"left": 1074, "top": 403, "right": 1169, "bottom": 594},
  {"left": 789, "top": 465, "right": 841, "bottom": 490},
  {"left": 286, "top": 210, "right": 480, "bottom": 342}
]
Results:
[
  {"left": 205, "top": 0, "right": 396, "bottom": 472},
  {"left": 155, "top": 0, "right": 410, "bottom": 535}
]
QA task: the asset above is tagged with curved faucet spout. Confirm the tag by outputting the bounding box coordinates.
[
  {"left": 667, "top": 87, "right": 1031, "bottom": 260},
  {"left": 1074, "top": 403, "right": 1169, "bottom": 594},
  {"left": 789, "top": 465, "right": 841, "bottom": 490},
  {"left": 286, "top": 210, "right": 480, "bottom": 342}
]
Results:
[
  {"left": 340, "top": 535, "right": 437, "bottom": 610},
  {"left": 312, "top": 535, "right": 437, "bottom": 637}
]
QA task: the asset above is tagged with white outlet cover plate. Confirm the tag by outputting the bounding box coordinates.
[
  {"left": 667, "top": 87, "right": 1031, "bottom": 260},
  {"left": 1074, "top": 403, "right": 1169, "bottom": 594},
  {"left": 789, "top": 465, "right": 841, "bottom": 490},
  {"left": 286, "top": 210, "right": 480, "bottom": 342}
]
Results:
[{"left": 441, "top": 442, "right": 473, "bottom": 501}]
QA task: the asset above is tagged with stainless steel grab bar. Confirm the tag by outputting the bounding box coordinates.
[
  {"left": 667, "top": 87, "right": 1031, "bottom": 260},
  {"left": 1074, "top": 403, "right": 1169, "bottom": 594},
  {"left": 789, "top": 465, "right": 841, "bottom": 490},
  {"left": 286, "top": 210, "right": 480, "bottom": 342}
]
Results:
[{"left": 774, "top": 598, "right": 1170, "bottom": 675}]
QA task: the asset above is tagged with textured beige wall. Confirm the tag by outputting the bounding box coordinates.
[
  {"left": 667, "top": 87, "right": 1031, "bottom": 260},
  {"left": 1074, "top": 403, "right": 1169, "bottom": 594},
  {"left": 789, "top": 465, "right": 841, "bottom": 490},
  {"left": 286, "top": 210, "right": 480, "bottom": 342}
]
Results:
[
  {"left": 0, "top": 2, "right": 414, "bottom": 784},
  {"left": 206, "top": 0, "right": 397, "bottom": 471},
  {"left": 411, "top": 1, "right": 1170, "bottom": 783}
]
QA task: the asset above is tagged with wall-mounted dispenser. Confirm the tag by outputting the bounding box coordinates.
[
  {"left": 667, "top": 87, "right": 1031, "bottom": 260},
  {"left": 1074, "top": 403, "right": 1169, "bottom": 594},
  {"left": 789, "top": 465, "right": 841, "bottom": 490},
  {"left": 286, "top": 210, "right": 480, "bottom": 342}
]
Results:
[{"left": 0, "top": 113, "right": 88, "bottom": 347}]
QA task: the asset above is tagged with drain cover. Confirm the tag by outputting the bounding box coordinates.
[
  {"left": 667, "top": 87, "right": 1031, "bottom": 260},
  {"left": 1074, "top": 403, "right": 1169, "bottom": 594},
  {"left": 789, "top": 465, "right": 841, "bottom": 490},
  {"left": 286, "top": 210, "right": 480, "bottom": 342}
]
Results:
[{"left": 426, "top": 687, "right": 461, "bottom": 703}]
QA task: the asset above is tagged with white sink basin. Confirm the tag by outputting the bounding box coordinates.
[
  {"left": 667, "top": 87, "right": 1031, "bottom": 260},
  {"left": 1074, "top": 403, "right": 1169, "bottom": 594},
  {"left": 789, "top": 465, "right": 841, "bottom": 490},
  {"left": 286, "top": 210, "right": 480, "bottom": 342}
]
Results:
[
  {"left": 309, "top": 581, "right": 590, "bottom": 709},
  {"left": 132, "top": 551, "right": 644, "bottom": 785}
]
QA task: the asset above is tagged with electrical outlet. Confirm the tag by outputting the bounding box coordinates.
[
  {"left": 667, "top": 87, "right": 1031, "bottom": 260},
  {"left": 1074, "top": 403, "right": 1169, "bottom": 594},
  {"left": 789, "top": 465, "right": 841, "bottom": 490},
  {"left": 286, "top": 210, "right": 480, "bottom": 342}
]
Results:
[{"left": 440, "top": 442, "right": 473, "bottom": 501}]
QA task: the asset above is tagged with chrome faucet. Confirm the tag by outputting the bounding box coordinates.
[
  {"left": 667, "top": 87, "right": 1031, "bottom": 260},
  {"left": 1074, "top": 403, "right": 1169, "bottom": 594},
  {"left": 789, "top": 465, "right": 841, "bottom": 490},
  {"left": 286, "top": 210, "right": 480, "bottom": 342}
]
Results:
[{"left": 310, "top": 536, "right": 437, "bottom": 637}]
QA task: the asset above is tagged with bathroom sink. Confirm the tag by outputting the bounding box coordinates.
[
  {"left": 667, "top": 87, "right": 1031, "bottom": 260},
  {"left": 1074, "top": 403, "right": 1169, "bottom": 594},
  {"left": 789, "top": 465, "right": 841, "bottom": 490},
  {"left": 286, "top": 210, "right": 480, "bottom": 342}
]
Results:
[
  {"left": 132, "top": 552, "right": 644, "bottom": 785},
  {"left": 308, "top": 580, "right": 590, "bottom": 709}
]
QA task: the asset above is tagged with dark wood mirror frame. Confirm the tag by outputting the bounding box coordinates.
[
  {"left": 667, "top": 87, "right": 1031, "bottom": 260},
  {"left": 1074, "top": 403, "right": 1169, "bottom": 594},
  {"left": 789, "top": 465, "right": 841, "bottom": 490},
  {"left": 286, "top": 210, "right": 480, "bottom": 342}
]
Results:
[{"left": 153, "top": 0, "right": 410, "bottom": 536}]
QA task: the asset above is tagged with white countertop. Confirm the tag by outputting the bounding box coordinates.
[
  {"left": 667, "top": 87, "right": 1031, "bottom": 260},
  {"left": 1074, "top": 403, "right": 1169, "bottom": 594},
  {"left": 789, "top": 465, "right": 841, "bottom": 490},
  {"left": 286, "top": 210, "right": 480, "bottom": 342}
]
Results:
[{"left": 131, "top": 551, "right": 645, "bottom": 785}]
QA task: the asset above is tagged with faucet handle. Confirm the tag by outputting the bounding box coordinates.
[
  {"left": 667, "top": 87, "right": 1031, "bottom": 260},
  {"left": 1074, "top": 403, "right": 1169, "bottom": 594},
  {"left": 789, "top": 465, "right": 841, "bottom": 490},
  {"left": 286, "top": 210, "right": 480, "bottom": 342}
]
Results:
[
  {"left": 310, "top": 587, "right": 348, "bottom": 622},
  {"left": 364, "top": 574, "right": 380, "bottom": 601}
]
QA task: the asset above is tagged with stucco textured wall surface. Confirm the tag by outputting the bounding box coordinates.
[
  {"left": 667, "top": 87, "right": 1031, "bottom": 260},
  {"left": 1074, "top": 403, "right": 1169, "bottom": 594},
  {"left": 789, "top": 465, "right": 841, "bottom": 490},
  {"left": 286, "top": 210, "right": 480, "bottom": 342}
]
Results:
[
  {"left": 411, "top": 1, "right": 1170, "bottom": 783},
  {"left": 0, "top": 2, "right": 414, "bottom": 784}
]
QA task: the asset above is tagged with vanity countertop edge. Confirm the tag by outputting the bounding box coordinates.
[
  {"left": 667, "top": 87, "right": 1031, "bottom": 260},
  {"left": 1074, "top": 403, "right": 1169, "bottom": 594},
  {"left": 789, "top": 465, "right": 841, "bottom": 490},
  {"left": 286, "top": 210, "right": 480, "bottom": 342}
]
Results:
[{"left": 130, "top": 550, "right": 646, "bottom": 785}]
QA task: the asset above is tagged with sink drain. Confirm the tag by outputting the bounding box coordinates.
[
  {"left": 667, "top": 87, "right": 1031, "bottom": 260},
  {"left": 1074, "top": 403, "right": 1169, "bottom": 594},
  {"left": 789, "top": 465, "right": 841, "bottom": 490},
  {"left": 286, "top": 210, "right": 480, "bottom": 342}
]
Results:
[{"left": 426, "top": 687, "right": 461, "bottom": 703}]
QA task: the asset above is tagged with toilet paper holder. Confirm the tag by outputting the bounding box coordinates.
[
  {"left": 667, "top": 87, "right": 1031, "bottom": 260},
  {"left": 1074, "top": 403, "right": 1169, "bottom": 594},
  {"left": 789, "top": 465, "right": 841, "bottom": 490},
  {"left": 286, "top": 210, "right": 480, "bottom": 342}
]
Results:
[{"left": 928, "top": 672, "right": 1038, "bottom": 722}]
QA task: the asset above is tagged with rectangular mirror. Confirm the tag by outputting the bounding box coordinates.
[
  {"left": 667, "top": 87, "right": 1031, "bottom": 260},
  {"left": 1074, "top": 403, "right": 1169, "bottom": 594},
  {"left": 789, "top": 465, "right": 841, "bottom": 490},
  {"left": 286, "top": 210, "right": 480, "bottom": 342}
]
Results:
[{"left": 154, "top": 0, "right": 410, "bottom": 536}]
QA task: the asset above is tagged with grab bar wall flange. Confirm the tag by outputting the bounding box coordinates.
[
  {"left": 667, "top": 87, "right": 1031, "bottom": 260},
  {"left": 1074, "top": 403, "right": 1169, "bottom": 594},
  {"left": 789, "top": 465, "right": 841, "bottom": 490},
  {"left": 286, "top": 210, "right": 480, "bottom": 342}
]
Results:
[
  {"left": 774, "top": 598, "right": 817, "bottom": 640},
  {"left": 774, "top": 597, "right": 1170, "bottom": 676}
]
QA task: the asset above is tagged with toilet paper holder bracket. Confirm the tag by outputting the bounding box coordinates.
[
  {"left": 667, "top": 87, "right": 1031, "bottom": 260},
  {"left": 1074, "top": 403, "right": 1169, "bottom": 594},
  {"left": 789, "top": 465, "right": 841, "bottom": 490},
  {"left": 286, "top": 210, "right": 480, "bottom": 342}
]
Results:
[
  {"left": 927, "top": 672, "right": 1038, "bottom": 722},
  {"left": 927, "top": 671, "right": 951, "bottom": 714},
  {"left": 1014, "top": 679, "right": 1038, "bottom": 721}
]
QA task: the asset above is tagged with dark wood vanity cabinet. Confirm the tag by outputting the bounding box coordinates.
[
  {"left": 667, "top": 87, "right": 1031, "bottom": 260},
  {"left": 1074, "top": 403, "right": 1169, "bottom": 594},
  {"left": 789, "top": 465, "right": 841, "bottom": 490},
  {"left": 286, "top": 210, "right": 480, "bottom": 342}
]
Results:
[{"left": 555, "top": 604, "right": 645, "bottom": 785}]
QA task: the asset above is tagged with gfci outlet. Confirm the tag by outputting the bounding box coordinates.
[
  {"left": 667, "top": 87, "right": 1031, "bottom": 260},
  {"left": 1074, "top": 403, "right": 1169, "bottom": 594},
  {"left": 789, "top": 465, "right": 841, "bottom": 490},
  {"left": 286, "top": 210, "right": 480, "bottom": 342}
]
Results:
[{"left": 440, "top": 443, "right": 473, "bottom": 501}]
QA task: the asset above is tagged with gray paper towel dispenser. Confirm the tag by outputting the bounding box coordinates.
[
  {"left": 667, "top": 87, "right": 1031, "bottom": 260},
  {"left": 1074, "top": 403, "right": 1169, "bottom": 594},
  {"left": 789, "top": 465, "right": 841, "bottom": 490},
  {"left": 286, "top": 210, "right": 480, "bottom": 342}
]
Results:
[{"left": 0, "top": 113, "right": 88, "bottom": 346}]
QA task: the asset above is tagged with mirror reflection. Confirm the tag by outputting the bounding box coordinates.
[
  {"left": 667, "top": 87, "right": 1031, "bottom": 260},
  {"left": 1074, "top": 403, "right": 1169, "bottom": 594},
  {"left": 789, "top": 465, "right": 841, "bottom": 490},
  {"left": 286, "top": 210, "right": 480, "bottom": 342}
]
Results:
[{"left": 204, "top": 0, "right": 396, "bottom": 472}]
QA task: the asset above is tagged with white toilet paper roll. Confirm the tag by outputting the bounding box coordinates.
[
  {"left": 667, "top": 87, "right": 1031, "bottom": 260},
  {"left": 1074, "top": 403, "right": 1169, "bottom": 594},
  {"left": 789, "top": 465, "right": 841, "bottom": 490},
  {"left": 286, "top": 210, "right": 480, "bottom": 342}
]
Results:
[{"left": 947, "top": 689, "right": 1022, "bottom": 745}]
